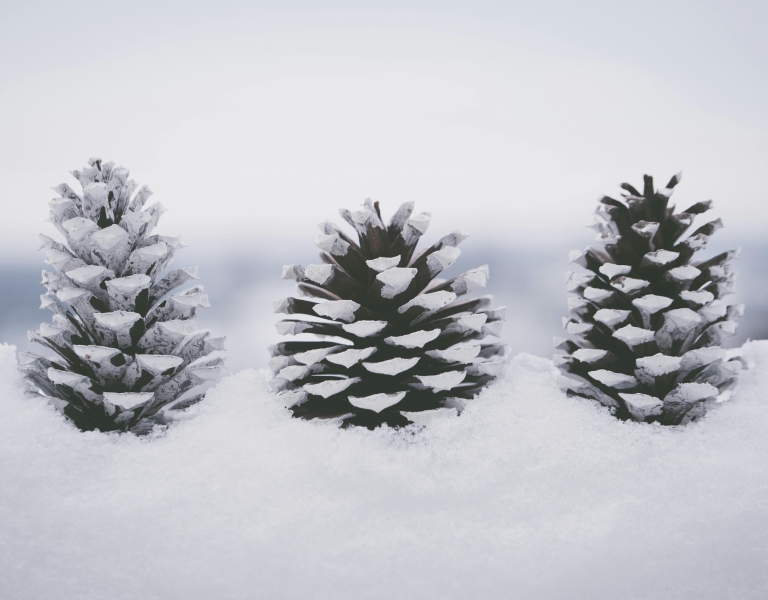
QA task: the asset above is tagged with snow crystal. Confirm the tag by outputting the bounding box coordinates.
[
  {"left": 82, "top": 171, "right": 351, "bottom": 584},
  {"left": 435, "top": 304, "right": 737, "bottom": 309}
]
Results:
[{"left": 1, "top": 343, "right": 768, "bottom": 599}]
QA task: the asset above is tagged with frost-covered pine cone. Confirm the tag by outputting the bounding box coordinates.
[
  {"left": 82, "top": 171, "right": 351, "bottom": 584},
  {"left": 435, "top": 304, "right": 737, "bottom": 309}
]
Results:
[
  {"left": 18, "top": 158, "right": 225, "bottom": 434},
  {"left": 271, "top": 200, "right": 505, "bottom": 429},
  {"left": 555, "top": 173, "right": 743, "bottom": 425}
]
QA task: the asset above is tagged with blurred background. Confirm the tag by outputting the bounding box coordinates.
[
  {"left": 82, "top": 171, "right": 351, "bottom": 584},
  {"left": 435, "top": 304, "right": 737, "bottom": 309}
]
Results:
[{"left": 1, "top": 0, "right": 766, "bottom": 373}]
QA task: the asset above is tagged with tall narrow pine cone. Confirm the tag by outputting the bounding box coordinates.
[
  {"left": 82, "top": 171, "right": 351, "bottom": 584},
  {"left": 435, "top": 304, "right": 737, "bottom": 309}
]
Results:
[
  {"left": 555, "top": 173, "right": 743, "bottom": 425},
  {"left": 271, "top": 200, "right": 505, "bottom": 429},
  {"left": 18, "top": 158, "right": 225, "bottom": 434}
]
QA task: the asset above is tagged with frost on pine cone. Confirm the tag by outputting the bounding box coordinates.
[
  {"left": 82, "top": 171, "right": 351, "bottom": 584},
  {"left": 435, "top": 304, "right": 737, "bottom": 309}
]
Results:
[
  {"left": 18, "top": 158, "right": 224, "bottom": 434},
  {"left": 271, "top": 200, "right": 505, "bottom": 429},
  {"left": 555, "top": 173, "right": 743, "bottom": 425}
]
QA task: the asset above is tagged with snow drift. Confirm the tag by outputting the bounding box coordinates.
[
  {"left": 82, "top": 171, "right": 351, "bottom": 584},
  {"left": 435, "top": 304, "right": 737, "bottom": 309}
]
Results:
[{"left": 1, "top": 342, "right": 767, "bottom": 599}]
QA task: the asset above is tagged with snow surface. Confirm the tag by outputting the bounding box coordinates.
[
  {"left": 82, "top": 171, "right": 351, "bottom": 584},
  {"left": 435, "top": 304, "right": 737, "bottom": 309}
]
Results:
[{"left": 1, "top": 342, "right": 767, "bottom": 600}]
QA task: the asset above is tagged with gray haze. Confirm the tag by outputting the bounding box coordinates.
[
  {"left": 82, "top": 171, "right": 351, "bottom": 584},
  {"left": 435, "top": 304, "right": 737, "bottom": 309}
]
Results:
[
  {"left": 0, "top": 0, "right": 767, "bottom": 258},
  {"left": 1, "top": 0, "right": 766, "bottom": 368}
]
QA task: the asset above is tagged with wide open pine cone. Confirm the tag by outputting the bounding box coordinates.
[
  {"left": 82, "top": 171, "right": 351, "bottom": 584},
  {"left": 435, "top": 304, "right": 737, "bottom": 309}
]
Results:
[
  {"left": 556, "top": 173, "right": 743, "bottom": 425},
  {"left": 271, "top": 200, "right": 505, "bottom": 429}
]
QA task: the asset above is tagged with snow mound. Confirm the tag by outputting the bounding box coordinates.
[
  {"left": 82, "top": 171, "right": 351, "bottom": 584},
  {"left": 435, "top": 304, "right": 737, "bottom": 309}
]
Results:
[{"left": 1, "top": 342, "right": 767, "bottom": 599}]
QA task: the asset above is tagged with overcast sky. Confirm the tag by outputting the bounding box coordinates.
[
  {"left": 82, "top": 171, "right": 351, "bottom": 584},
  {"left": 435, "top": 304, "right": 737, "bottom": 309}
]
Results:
[{"left": 0, "top": 0, "right": 766, "bottom": 259}]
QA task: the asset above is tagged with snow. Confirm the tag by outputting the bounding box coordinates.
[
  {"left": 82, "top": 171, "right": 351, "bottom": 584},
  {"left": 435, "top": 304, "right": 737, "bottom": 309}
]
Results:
[
  {"left": 348, "top": 392, "right": 407, "bottom": 413},
  {"left": 633, "top": 294, "right": 673, "bottom": 313},
  {"left": 426, "top": 246, "right": 460, "bottom": 275},
  {"left": 385, "top": 328, "right": 441, "bottom": 348},
  {"left": 590, "top": 369, "right": 637, "bottom": 389},
  {"left": 449, "top": 265, "right": 489, "bottom": 295},
  {"left": 315, "top": 233, "right": 349, "bottom": 256},
  {"left": 619, "top": 392, "right": 664, "bottom": 420},
  {"left": 666, "top": 265, "right": 701, "bottom": 283},
  {"left": 565, "top": 271, "right": 594, "bottom": 291},
  {"left": 341, "top": 320, "right": 387, "bottom": 337},
  {"left": 365, "top": 256, "right": 401, "bottom": 272},
  {"left": 398, "top": 290, "right": 456, "bottom": 313},
  {"left": 640, "top": 249, "right": 679, "bottom": 267},
  {"left": 571, "top": 348, "right": 605, "bottom": 364},
  {"left": 427, "top": 345, "right": 481, "bottom": 363},
  {"left": 1, "top": 341, "right": 768, "bottom": 599},
  {"left": 415, "top": 369, "right": 467, "bottom": 391},
  {"left": 583, "top": 286, "right": 614, "bottom": 303},
  {"left": 325, "top": 346, "right": 376, "bottom": 368},
  {"left": 593, "top": 308, "right": 631, "bottom": 328},
  {"left": 304, "top": 264, "right": 334, "bottom": 285},
  {"left": 312, "top": 300, "right": 360, "bottom": 323},
  {"left": 599, "top": 263, "right": 632, "bottom": 279},
  {"left": 362, "top": 356, "right": 420, "bottom": 375},
  {"left": 302, "top": 376, "right": 359, "bottom": 398},
  {"left": 610, "top": 276, "right": 650, "bottom": 295},
  {"left": 376, "top": 267, "right": 418, "bottom": 298},
  {"left": 613, "top": 324, "right": 656, "bottom": 346}
]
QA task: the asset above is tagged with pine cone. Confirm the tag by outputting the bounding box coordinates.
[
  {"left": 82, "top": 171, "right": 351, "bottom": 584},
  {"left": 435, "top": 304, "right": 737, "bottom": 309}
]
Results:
[
  {"left": 18, "top": 158, "right": 225, "bottom": 434},
  {"left": 555, "top": 173, "right": 743, "bottom": 425},
  {"left": 271, "top": 200, "right": 505, "bottom": 429}
]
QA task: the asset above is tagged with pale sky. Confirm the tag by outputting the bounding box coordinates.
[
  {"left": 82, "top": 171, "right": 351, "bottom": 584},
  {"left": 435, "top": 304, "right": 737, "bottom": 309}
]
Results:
[{"left": 1, "top": 0, "right": 766, "bottom": 259}]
